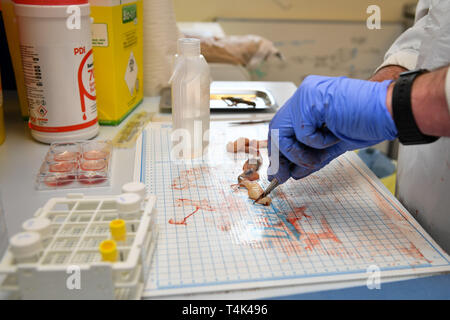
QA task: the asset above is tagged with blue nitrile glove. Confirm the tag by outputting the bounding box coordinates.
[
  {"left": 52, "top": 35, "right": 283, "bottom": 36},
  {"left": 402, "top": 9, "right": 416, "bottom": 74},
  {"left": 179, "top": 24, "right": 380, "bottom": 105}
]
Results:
[{"left": 268, "top": 75, "right": 398, "bottom": 184}]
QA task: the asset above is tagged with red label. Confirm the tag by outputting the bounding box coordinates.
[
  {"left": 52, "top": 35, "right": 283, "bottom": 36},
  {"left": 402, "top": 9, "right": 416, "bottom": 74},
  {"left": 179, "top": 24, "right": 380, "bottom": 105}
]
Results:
[
  {"left": 74, "top": 46, "right": 86, "bottom": 56},
  {"left": 77, "top": 49, "right": 96, "bottom": 121},
  {"left": 29, "top": 118, "right": 98, "bottom": 133}
]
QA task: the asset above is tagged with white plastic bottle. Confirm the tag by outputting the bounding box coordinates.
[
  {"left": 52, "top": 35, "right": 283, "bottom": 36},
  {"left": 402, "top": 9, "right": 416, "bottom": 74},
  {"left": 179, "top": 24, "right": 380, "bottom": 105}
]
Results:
[
  {"left": 170, "top": 38, "right": 210, "bottom": 159},
  {"left": 14, "top": 0, "right": 99, "bottom": 143}
]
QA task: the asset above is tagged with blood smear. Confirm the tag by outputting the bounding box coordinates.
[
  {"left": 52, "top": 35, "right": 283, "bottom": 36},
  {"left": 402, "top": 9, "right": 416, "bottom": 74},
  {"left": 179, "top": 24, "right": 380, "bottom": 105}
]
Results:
[{"left": 168, "top": 207, "right": 200, "bottom": 225}]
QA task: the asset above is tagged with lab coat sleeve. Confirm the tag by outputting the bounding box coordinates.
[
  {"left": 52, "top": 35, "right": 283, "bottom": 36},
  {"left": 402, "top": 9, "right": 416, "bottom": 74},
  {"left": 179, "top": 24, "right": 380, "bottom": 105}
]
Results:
[{"left": 374, "top": 0, "right": 431, "bottom": 72}]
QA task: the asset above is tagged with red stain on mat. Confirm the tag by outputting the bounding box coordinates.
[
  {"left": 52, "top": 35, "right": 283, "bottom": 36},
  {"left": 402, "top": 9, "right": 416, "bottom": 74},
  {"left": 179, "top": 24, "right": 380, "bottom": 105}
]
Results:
[
  {"left": 401, "top": 243, "right": 432, "bottom": 264},
  {"left": 171, "top": 167, "right": 211, "bottom": 190},
  {"left": 286, "top": 206, "right": 311, "bottom": 226},
  {"left": 168, "top": 199, "right": 215, "bottom": 225},
  {"left": 302, "top": 217, "right": 342, "bottom": 251}
]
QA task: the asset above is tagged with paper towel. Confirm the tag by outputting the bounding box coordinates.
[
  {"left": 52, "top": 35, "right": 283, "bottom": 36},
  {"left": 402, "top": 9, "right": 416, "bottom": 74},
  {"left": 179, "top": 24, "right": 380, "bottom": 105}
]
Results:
[{"left": 143, "top": 0, "right": 182, "bottom": 96}]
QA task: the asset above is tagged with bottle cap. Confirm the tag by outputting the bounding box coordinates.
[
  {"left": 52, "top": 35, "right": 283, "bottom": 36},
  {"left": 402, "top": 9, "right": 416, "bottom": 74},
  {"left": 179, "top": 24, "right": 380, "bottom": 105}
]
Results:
[
  {"left": 121, "top": 182, "right": 146, "bottom": 200},
  {"left": 10, "top": 232, "right": 43, "bottom": 259},
  {"left": 116, "top": 193, "right": 141, "bottom": 214},
  {"left": 110, "top": 219, "right": 126, "bottom": 242},
  {"left": 99, "top": 240, "right": 117, "bottom": 262},
  {"left": 22, "top": 218, "right": 52, "bottom": 240},
  {"left": 178, "top": 38, "right": 201, "bottom": 56}
]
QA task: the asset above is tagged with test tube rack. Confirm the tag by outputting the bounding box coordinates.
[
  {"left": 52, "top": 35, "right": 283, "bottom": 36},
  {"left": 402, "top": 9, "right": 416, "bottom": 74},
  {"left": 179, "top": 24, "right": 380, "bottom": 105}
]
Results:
[{"left": 0, "top": 192, "right": 158, "bottom": 300}]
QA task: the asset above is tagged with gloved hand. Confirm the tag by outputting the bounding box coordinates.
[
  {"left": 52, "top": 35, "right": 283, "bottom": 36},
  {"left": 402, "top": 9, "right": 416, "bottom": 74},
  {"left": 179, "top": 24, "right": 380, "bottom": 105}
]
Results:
[{"left": 268, "top": 75, "right": 398, "bottom": 184}]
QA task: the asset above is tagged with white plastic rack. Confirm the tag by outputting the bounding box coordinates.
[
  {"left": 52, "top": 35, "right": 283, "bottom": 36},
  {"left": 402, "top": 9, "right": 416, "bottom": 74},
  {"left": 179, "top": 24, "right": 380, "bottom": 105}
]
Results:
[{"left": 0, "top": 190, "right": 158, "bottom": 300}]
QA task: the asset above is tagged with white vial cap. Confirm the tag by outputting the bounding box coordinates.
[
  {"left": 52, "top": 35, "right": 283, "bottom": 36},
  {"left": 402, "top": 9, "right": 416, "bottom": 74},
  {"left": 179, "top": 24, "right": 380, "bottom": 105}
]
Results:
[
  {"left": 178, "top": 38, "right": 201, "bottom": 56},
  {"left": 10, "top": 232, "right": 43, "bottom": 259},
  {"left": 22, "top": 218, "right": 52, "bottom": 240},
  {"left": 116, "top": 193, "right": 141, "bottom": 214},
  {"left": 122, "top": 182, "right": 146, "bottom": 200}
]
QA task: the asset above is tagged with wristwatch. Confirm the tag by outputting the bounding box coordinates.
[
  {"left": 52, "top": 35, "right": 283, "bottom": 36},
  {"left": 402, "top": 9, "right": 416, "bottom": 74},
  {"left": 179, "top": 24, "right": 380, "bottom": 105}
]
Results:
[{"left": 392, "top": 69, "right": 439, "bottom": 145}]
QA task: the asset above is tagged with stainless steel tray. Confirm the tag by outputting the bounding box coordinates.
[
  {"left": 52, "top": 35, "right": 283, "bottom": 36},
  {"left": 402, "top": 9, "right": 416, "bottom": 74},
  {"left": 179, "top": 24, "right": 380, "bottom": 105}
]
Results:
[{"left": 159, "top": 86, "right": 277, "bottom": 112}]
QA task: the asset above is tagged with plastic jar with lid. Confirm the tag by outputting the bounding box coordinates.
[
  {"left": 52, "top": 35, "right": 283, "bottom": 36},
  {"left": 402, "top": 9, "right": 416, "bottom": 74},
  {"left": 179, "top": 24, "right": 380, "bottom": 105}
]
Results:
[
  {"left": 14, "top": 0, "right": 99, "bottom": 143},
  {"left": 10, "top": 231, "right": 43, "bottom": 264},
  {"left": 116, "top": 193, "right": 142, "bottom": 233},
  {"left": 116, "top": 193, "right": 142, "bottom": 221},
  {"left": 22, "top": 217, "right": 52, "bottom": 247}
]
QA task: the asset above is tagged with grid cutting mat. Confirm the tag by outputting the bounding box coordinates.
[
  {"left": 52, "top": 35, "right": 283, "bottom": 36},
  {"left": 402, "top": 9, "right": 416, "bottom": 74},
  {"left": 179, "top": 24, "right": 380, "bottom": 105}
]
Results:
[{"left": 135, "top": 123, "right": 450, "bottom": 297}]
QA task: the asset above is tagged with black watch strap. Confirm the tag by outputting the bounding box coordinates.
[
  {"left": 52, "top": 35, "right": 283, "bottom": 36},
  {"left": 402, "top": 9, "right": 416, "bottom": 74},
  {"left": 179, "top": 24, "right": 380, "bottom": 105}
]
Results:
[{"left": 392, "top": 69, "right": 439, "bottom": 145}]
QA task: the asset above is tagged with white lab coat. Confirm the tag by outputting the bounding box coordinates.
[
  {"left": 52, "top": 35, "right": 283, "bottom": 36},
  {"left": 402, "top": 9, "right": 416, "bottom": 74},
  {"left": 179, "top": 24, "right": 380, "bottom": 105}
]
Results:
[{"left": 377, "top": 0, "right": 450, "bottom": 253}]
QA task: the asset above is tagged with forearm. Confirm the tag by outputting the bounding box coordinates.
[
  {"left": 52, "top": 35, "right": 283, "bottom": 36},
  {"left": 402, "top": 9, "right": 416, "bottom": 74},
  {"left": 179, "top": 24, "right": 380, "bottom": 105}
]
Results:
[
  {"left": 369, "top": 65, "right": 408, "bottom": 82},
  {"left": 385, "top": 65, "right": 450, "bottom": 137}
]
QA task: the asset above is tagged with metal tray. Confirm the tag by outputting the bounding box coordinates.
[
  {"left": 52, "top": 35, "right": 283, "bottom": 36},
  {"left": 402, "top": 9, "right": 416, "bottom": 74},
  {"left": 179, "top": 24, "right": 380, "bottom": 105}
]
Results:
[{"left": 159, "top": 86, "right": 277, "bottom": 113}]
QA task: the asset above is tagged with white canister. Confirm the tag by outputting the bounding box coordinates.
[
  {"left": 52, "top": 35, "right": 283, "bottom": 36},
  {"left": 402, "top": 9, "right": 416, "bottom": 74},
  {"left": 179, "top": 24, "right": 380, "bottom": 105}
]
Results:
[
  {"left": 9, "top": 231, "right": 43, "bottom": 264},
  {"left": 14, "top": 0, "right": 99, "bottom": 143}
]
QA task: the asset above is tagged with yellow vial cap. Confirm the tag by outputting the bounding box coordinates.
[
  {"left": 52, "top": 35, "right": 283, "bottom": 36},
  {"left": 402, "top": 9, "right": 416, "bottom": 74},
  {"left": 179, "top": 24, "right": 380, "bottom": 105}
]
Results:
[
  {"left": 109, "top": 219, "right": 126, "bottom": 242},
  {"left": 99, "top": 240, "right": 118, "bottom": 262}
]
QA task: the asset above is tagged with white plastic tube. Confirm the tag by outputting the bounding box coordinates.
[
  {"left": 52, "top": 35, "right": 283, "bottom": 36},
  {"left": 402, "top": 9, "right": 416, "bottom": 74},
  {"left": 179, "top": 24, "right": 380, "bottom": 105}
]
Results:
[
  {"left": 10, "top": 231, "right": 43, "bottom": 264},
  {"left": 116, "top": 193, "right": 142, "bottom": 220},
  {"left": 22, "top": 218, "right": 52, "bottom": 247}
]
